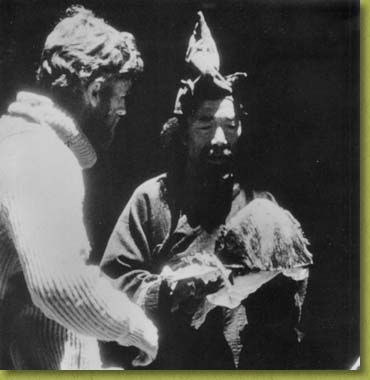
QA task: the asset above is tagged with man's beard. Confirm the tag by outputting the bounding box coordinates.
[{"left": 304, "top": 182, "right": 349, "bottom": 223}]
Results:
[
  {"left": 81, "top": 107, "right": 117, "bottom": 152},
  {"left": 187, "top": 144, "right": 236, "bottom": 231}
]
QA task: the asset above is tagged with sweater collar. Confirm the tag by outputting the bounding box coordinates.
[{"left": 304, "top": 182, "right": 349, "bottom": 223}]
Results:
[{"left": 7, "top": 91, "right": 97, "bottom": 169}]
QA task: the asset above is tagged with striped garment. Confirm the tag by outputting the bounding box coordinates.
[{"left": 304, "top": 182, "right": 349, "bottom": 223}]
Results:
[{"left": 0, "top": 92, "right": 157, "bottom": 369}]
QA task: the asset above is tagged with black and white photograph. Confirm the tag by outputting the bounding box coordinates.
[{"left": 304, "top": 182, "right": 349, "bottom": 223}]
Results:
[{"left": 0, "top": 0, "right": 359, "bottom": 370}]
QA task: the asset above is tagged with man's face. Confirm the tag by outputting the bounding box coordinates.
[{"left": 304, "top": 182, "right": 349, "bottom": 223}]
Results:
[
  {"left": 83, "top": 75, "right": 132, "bottom": 150},
  {"left": 185, "top": 96, "right": 241, "bottom": 174}
]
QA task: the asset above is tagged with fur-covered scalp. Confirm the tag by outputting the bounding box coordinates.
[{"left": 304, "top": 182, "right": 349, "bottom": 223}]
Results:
[
  {"left": 37, "top": 5, "right": 143, "bottom": 91},
  {"left": 215, "top": 198, "right": 313, "bottom": 272}
]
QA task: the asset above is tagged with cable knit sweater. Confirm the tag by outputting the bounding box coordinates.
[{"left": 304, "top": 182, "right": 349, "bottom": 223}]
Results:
[{"left": 0, "top": 92, "right": 157, "bottom": 369}]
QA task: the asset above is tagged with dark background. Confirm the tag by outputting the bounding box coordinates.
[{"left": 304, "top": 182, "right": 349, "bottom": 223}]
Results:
[{"left": 0, "top": 0, "right": 359, "bottom": 369}]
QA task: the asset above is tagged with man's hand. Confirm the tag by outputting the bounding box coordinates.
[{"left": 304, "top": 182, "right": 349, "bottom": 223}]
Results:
[
  {"left": 131, "top": 330, "right": 158, "bottom": 367},
  {"left": 116, "top": 315, "right": 158, "bottom": 367},
  {"left": 160, "top": 249, "right": 230, "bottom": 316},
  {"left": 165, "top": 272, "right": 225, "bottom": 315}
]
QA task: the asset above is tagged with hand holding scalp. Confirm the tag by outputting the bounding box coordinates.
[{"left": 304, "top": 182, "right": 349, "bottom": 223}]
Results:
[{"left": 161, "top": 249, "right": 229, "bottom": 313}]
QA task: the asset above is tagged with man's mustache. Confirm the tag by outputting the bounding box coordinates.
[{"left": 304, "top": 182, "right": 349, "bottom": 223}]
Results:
[{"left": 201, "top": 143, "right": 234, "bottom": 162}]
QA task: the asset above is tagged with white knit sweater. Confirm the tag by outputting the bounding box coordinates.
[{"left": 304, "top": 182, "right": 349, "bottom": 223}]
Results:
[{"left": 0, "top": 92, "right": 157, "bottom": 369}]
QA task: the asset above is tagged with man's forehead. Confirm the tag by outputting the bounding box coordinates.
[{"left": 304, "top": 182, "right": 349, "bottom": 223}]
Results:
[
  {"left": 196, "top": 97, "right": 236, "bottom": 118},
  {"left": 100, "top": 72, "right": 132, "bottom": 83},
  {"left": 98, "top": 74, "right": 132, "bottom": 91}
]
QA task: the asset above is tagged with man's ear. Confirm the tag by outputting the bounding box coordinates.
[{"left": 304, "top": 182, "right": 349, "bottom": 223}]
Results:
[{"left": 85, "top": 77, "right": 104, "bottom": 108}]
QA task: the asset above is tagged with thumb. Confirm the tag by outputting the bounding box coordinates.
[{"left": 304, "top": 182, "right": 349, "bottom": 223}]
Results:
[{"left": 132, "top": 351, "right": 153, "bottom": 367}]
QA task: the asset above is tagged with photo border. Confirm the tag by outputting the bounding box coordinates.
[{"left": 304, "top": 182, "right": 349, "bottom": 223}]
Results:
[{"left": 0, "top": 0, "right": 366, "bottom": 379}]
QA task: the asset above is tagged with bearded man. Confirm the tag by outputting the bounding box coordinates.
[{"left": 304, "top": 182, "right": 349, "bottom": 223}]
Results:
[
  {"left": 0, "top": 6, "right": 158, "bottom": 369},
  {"left": 101, "top": 12, "right": 312, "bottom": 369}
]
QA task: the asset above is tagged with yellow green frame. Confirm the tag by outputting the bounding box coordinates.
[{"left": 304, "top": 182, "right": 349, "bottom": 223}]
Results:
[{"left": 0, "top": 0, "right": 367, "bottom": 379}]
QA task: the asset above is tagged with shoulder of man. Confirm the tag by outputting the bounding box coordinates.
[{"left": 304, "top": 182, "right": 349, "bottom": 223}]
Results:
[
  {"left": 0, "top": 114, "right": 73, "bottom": 156},
  {"left": 131, "top": 173, "right": 169, "bottom": 203},
  {"left": 0, "top": 115, "right": 83, "bottom": 193},
  {"left": 0, "top": 114, "right": 42, "bottom": 142}
]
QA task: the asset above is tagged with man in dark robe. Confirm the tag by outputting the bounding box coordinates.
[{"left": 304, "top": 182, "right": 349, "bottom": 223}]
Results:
[{"left": 101, "top": 11, "right": 312, "bottom": 369}]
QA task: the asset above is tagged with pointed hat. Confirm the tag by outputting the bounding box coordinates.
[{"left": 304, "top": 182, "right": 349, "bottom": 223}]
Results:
[{"left": 174, "top": 11, "right": 247, "bottom": 115}]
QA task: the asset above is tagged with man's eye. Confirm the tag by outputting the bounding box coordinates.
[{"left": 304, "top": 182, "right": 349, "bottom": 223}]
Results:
[
  {"left": 227, "top": 124, "right": 237, "bottom": 130},
  {"left": 199, "top": 125, "right": 212, "bottom": 131}
]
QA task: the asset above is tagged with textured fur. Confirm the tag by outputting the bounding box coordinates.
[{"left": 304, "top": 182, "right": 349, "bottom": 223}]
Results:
[{"left": 216, "top": 198, "right": 313, "bottom": 271}]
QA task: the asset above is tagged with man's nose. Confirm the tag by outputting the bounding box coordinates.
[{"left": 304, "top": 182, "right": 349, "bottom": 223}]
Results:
[
  {"left": 211, "top": 126, "right": 227, "bottom": 146},
  {"left": 115, "top": 97, "right": 127, "bottom": 117}
]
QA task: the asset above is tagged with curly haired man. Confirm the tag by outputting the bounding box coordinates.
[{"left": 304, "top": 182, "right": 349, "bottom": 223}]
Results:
[{"left": 0, "top": 6, "right": 157, "bottom": 369}]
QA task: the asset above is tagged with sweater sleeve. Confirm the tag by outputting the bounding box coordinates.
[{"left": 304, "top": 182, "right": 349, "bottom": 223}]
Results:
[{"left": 0, "top": 130, "right": 157, "bottom": 353}]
